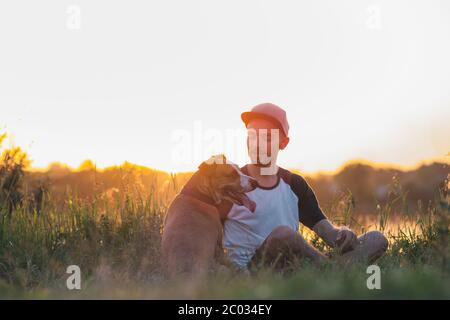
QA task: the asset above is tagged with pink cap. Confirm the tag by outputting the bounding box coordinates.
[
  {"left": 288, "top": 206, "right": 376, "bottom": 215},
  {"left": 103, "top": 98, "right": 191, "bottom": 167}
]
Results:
[{"left": 241, "top": 103, "right": 289, "bottom": 137}]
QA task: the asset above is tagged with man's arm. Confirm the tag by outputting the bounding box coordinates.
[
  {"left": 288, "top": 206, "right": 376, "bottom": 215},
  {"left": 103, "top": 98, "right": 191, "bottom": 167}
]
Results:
[
  {"left": 289, "top": 173, "right": 327, "bottom": 229},
  {"left": 313, "top": 219, "right": 359, "bottom": 253},
  {"left": 312, "top": 219, "right": 339, "bottom": 247},
  {"left": 288, "top": 172, "right": 359, "bottom": 253}
]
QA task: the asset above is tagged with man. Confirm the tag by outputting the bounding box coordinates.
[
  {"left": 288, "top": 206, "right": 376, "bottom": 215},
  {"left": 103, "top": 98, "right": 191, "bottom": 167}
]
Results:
[{"left": 221, "top": 102, "right": 388, "bottom": 271}]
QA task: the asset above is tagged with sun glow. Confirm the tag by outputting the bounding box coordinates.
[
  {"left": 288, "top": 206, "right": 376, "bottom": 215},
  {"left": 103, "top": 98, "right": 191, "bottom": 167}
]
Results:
[{"left": 1, "top": 1, "right": 449, "bottom": 173}]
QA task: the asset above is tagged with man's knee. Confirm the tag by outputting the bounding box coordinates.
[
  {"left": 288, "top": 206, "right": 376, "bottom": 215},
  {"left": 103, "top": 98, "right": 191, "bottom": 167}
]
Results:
[
  {"left": 362, "top": 230, "right": 388, "bottom": 253},
  {"left": 265, "top": 225, "right": 298, "bottom": 249},
  {"left": 254, "top": 226, "right": 300, "bottom": 270},
  {"left": 268, "top": 225, "right": 297, "bottom": 240}
]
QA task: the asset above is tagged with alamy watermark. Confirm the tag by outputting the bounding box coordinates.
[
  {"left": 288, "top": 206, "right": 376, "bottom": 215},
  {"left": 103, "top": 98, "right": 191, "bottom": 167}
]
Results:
[
  {"left": 170, "top": 121, "right": 282, "bottom": 175},
  {"left": 366, "top": 265, "right": 381, "bottom": 289},
  {"left": 66, "top": 5, "right": 82, "bottom": 31},
  {"left": 366, "top": 4, "right": 383, "bottom": 30},
  {"left": 66, "top": 265, "right": 81, "bottom": 290}
]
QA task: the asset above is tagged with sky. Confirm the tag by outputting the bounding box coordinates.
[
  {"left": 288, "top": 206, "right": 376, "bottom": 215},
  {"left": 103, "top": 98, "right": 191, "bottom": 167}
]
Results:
[{"left": 1, "top": 0, "right": 449, "bottom": 173}]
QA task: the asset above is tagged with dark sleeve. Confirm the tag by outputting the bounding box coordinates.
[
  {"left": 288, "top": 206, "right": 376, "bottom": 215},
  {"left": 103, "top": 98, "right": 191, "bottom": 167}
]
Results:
[{"left": 290, "top": 174, "right": 327, "bottom": 230}]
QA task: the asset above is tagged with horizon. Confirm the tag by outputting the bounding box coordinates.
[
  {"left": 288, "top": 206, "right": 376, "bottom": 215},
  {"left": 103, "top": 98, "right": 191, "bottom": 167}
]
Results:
[{"left": 22, "top": 154, "right": 449, "bottom": 176}]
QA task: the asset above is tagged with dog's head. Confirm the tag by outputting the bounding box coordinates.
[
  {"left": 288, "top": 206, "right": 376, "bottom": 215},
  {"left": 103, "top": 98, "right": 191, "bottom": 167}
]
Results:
[{"left": 197, "top": 154, "right": 257, "bottom": 212}]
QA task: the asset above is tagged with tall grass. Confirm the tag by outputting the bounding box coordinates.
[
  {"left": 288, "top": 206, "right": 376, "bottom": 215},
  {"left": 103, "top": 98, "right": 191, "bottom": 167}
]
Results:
[{"left": 0, "top": 158, "right": 448, "bottom": 298}]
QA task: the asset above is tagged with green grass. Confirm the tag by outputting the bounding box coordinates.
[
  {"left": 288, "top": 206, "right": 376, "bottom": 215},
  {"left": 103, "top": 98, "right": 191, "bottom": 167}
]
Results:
[{"left": 0, "top": 176, "right": 449, "bottom": 299}]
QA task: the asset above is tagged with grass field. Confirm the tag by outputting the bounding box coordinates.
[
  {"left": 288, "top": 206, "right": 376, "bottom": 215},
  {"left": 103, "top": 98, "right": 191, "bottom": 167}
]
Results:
[{"left": 0, "top": 168, "right": 448, "bottom": 300}]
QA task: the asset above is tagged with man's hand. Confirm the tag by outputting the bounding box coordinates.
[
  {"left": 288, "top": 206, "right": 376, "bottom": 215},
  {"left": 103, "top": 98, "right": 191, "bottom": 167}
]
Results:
[
  {"left": 335, "top": 226, "right": 359, "bottom": 254},
  {"left": 313, "top": 220, "right": 360, "bottom": 255}
]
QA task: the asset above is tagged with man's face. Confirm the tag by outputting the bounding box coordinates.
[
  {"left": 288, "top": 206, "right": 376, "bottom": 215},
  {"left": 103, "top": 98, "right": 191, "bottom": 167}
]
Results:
[{"left": 246, "top": 118, "right": 289, "bottom": 169}]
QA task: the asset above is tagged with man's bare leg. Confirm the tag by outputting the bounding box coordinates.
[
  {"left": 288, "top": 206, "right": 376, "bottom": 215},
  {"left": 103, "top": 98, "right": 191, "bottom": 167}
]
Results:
[
  {"left": 338, "top": 231, "right": 388, "bottom": 265},
  {"left": 248, "top": 225, "right": 328, "bottom": 271}
]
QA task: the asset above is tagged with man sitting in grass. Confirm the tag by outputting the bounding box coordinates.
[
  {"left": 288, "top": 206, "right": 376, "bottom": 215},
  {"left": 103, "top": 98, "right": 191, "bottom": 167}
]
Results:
[{"left": 221, "top": 102, "right": 388, "bottom": 272}]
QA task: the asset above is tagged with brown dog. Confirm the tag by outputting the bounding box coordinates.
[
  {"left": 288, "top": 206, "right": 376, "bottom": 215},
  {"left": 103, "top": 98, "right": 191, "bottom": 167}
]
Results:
[{"left": 161, "top": 155, "right": 257, "bottom": 278}]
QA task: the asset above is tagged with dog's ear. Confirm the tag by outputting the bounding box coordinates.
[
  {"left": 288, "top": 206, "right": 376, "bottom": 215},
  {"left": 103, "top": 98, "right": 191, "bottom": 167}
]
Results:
[
  {"left": 197, "top": 169, "right": 222, "bottom": 205},
  {"left": 209, "top": 154, "right": 228, "bottom": 165},
  {"left": 198, "top": 159, "right": 217, "bottom": 173},
  {"left": 215, "top": 154, "right": 227, "bottom": 164},
  {"left": 198, "top": 154, "right": 227, "bottom": 172},
  {"left": 198, "top": 161, "right": 213, "bottom": 172}
]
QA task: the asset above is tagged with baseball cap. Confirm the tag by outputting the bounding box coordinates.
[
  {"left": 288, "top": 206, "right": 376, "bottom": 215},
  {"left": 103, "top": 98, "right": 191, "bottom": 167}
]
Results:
[{"left": 241, "top": 102, "right": 290, "bottom": 137}]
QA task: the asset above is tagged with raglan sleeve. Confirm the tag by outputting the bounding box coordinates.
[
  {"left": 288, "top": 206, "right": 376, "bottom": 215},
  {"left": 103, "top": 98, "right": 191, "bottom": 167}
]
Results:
[{"left": 290, "top": 173, "right": 327, "bottom": 230}]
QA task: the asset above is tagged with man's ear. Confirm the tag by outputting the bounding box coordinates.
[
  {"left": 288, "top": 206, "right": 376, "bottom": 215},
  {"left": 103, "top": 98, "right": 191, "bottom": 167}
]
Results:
[{"left": 279, "top": 136, "right": 290, "bottom": 150}]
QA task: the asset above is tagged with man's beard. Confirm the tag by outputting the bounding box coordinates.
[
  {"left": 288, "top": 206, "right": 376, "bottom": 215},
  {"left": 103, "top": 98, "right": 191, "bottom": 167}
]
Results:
[
  {"left": 253, "top": 160, "right": 272, "bottom": 168},
  {"left": 252, "top": 153, "right": 274, "bottom": 167},
  {"left": 252, "top": 154, "right": 278, "bottom": 175},
  {"left": 248, "top": 142, "right": 279, "bottom": 169}
]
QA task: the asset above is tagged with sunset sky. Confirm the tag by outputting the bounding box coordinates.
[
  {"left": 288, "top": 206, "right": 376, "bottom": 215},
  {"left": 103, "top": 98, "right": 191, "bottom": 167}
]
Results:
[{"left": 1, "top": 0, "right": 449, "bottom": 173}]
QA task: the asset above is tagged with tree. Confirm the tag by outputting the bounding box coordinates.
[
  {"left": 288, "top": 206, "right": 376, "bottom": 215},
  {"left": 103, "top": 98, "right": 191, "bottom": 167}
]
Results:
[{"left": 0, "top": 133, "right": 30, "bottom": 216}]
